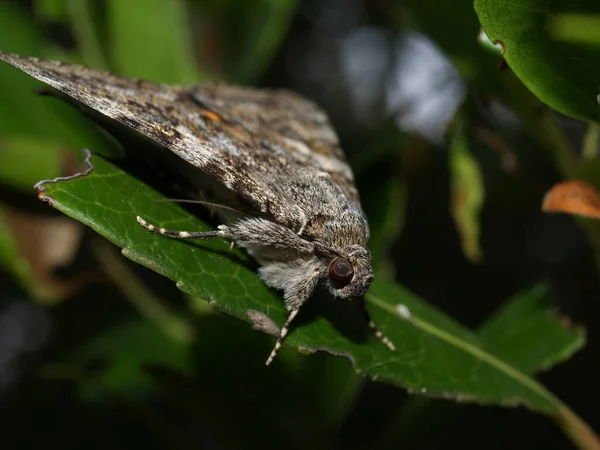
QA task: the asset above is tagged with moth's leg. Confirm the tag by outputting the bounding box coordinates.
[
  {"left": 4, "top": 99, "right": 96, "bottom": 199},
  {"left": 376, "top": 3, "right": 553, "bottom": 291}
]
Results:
[
  {"left": 265, "top": 308, "right": 300, "bottom": 366},
  {"left": 228, "top": 218, "right": 314, "bottom": 256},
  {"left": 263, "top": 264, "right": 321, "bottom": 366},
  {"left": 136, "top": 216, "right": 226, "bottom": 239},
  {"left": 361, "top": 298, "right": 396, "bottom": 351}
]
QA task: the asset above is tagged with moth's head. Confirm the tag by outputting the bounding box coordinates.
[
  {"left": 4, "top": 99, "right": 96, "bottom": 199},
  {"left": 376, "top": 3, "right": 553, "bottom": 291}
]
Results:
[{"left": 324, "top": 245, "right": 373, "bottom": 299}]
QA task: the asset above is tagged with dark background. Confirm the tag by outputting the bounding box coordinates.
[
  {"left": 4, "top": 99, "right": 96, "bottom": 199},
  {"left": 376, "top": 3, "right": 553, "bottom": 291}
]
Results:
[{"left": 0, "top": 0, "right": 598, "bottom": 449}]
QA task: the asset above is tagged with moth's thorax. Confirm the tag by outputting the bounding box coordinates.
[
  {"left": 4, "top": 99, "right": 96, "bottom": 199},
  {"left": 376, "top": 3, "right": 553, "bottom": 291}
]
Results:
[{"left": 319, "top": 209, "right": 369, "bottom": 247}]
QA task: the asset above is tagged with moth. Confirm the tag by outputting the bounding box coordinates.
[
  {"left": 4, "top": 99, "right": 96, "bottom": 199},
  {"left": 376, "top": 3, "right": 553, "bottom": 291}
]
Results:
[{"left": 0, "top": 52, "right": 395, "bottom": 365}]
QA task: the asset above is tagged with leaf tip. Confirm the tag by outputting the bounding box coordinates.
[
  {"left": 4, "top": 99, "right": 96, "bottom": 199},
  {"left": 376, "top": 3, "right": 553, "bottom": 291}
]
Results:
[{"left": 542, "top": 180, "right": 600, "bottom": 219}]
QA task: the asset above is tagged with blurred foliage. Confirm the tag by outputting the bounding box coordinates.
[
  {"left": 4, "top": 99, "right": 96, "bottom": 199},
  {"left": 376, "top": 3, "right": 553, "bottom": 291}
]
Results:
[{"left": 0, "top": 0, "right": 600, "bottom": 449}]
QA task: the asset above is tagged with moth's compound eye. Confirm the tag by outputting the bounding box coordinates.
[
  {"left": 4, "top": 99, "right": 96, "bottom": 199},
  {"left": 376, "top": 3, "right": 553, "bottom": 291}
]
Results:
[{"left": 328, "top": 257, "right": 354, "bottom": 287}]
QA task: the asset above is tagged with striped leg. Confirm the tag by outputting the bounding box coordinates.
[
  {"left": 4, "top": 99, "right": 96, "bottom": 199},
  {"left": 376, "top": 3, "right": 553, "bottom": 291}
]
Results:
[
  {"left": 136, "top": 216, "right": 223, "bottom": 239},
  {"left": 265, "top": 308, "right": 300, "bottom": 366},
  {"left": 362, "top": 299, "right": 396, "bottom": 351}
]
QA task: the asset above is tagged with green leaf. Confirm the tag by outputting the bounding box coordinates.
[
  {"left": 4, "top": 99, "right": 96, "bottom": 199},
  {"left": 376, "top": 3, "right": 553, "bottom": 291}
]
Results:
[
  {"left": 449, "top": 121, "right": 484, "bottom": 263},
  {"left": 372, "top": 284, "right": 587, "bottom": 449},
  {"left": 474, "top": 0, "right": 600, "bottom": 122},
  {"left": 479, "top": 285, "right": 585, "bottom": 374},
  {"left": 106, "top": 0, "right": 206, "bottom": 83},
  {"left": 35, "top": 152, "right": 581, "bottom": 412}
]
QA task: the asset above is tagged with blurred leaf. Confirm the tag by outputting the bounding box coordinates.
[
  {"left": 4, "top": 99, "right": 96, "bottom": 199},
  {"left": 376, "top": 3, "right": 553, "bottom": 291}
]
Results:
[
  {"left": 479, "top": 285, "right": 585, "bottom": 373},
  {"left": 0, "top": 206, "right": 84, "bottom": 302},
  {"left": 565, "top": 158, "right": 600, "bottom": 274},
  {"left": 475, "top": 0, "right": 600, "bottom": 122},
  {"left": 548, "top": 14, "right": 600, "bottom": 44},
  {"left": 542, "top": 180, "right": 600, "bottom": 219},
  {"left": 366, "top": 172, "right": 406, "bottom": 279},
  {"left": 450, "top": 122, "right": 484, "bottom": 263},
  {"left": 0, "top": 3, "right": 60, "bottom": 137},
  {"left": 403, "top": 0, "right": 507, "bottom": 95},
  {"left": 33, "top": 0, "right": 68, "bottom": 21},
  {"left": 0, "top": 207, "right": 36, "bottom": 294},
  {"left": 33, "top": 153, "right": 587, "bottom": 413},
  {"left": 72, "top": 317, "right": 192, "bottom": 399},
  {"left": 223, "top": 0, "right": 298, "bottom": 83},
  {"left": 0, "top": 136, "right": 63, "bottom": 191},
  {"left": 0, "top": 4, "right": 112, "bottom": 153},
  {"left": 403, "top": 0, "right": 579, "bottom": 190},
  {"left": 146, "top": 368, "right": 296, "bottom": 449},
  {"left": 582, "top": 123, "right": 600, "bottom": 159},
  {"left": 155, "top": 314, "right": 360, "bottom": 447},
  {"left": 92, "top": 238, "right": 195, "bottom": 345},
  {"left": 66, "top": 0, "right": 109, "bottom": 69},
  {"left": 353, "top": 123, "right": 407, "bottom": 278},
  {"left": 68, "top": 303, "right": 360, "bottom": 447},
  {"left": 106, "top": 0, "right": 205, "bottom": 83},
  {"left": 403, "top": 0, "right": 580, "bottom": 188}
]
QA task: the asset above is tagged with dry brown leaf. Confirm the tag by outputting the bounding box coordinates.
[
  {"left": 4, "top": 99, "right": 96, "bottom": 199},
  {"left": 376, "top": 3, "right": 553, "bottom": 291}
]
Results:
[
  {"left": 3, "top": 209, "right": 103, "bottom": 302},
  {"left": 542, "top": 180, "right": 600, "bottom": 219}
]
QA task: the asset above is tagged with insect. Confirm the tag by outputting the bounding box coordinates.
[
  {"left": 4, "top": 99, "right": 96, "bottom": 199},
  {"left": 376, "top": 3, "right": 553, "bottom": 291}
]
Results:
[{"left": 0, "top": 52, "right": 395, "bottom": 365}]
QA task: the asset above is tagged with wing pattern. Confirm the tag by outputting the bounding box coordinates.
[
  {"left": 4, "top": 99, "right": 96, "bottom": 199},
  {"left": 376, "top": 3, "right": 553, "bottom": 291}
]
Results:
[{"left": 0, "top": 53, "right": 363, "bottom": 231}]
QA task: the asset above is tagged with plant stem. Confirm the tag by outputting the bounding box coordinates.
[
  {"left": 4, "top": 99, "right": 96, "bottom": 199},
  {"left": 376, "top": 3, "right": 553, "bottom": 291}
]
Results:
[
  {"left": 67, "top": 0, "right": 110, "bottom": 70},
  {"left": 557, "top": 403, "right": 600, "bottom": 450},
  {"left": 92, "top": 238, "right": 195, "bottom": 345},
  {"left": 582, "top": 122, "right": 600, "bottom": 159},
  {"left": 529, "top": 110, "right": 578, "bottom": 178}
]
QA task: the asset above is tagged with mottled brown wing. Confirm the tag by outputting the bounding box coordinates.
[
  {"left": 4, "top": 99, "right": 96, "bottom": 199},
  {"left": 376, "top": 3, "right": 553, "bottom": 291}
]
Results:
[
  {"left": 0, "top": 52, "right": 361, "bottom": 228},
  {"left": 189, "top": 83, "right": 359, "bottom": 203}
]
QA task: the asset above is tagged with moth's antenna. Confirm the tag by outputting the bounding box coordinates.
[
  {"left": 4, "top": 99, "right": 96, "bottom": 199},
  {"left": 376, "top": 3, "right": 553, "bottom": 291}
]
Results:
[{"left": 156, "top": 198, "right": 242, "bottom": 215}]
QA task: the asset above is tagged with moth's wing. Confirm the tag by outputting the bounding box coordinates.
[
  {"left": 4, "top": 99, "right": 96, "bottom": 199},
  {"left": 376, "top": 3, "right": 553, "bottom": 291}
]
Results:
[
  {"left": 0, "top": 53, "right": 363, "bottom": 230},
  {"left": 190, "top": 83, "right": 361, "bottom": 205},
  {"left": 0, "top": 52, "right": 310, "bottom": 226}
]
